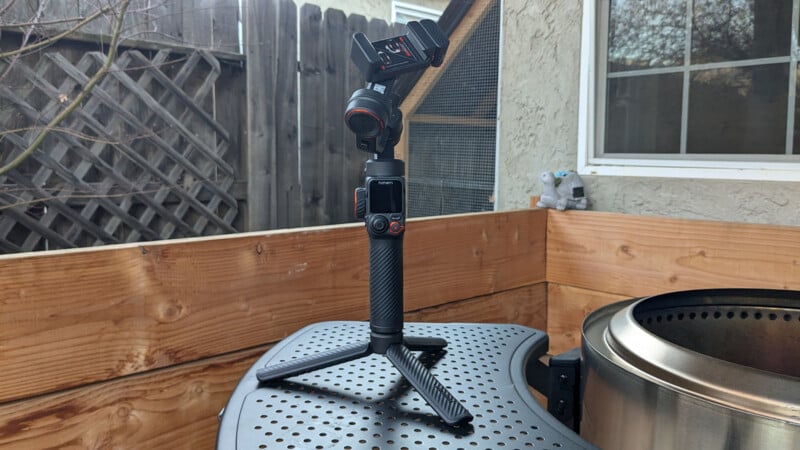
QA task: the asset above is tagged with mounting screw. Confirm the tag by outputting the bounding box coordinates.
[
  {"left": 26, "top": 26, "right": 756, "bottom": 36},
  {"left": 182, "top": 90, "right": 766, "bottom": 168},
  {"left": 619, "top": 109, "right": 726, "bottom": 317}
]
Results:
[{"left": 556, "top": 400, "right": 566, "bottom": 416}]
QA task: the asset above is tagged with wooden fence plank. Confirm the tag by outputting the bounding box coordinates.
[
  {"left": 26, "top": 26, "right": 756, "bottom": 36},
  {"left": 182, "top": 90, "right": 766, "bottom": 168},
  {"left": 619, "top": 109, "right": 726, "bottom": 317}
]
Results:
[
  {"left": 406, "top": 283, "right": 547, "bottom": 331},
  {"left": 0, "top": 0, "right": 33, "bottom": 25},
  {"left": 214, "top": 63, "right": 247, "bottom": 232},
  {"left": 547, "top": 210, "right": 800, "bottom": 297},
  {"left": 121, "top": 0, "right": 152, "bottom": 40},
  {"left": 0, "top": 209, "right": 547, "bottom": 403},
  {"left": 39, "top": 0, "right": 80, "bottom": 32},
  {"left": 0, "top": 346, "right": 265, "bottom": 450},
  {"left": 546, "top": 283, "right": 630, "bottom": 355},
  {"left": 274, "top": 0, "right": 301, "bottom": 228},
  {"left": 323, "top": 8, "right": 349, "bottom": 224},
  {"left": 405, "top": 210, "right": 547, "bottom": 310},
  {"left": 211, "top": 0, "right": 240, "bottom": 53},
  {"left": 299, "top": 4, "right": 326, "bottom": 226},
  {"left": 244, "top": 0, "right": 277, "bottom": 230},
  {"left": 182, "top": 0, "right": 213, "bottom": 48},
  {"left": 144, "top": 0, "right": 182, "bottom": 43},
  {"left": 78, "top": 1, "right": 113, "bottom": 36}
]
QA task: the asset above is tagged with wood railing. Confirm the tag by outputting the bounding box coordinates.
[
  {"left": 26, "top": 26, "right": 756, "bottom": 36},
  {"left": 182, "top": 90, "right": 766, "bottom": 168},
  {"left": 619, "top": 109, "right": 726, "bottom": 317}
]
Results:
[
  {"left": 546, "top": 210, "right": 800, "bottom": 353},
  {"left": 0, "top": 209, "right": 547, "bottom": 449},
  {"left": 3, "top": 207, "right": 800, "bottom": 448}
]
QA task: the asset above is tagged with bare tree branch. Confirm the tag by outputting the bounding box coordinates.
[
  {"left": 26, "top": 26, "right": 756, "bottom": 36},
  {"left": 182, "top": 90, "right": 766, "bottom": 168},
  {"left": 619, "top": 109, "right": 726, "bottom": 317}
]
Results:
[
  {"left": 0, "top": 5, "right": 114, "bottom": 59},
  {"left": 0, "top": 185, "right": 171, "bottom": 211},
  {"left": 2, "top": 15, "right": 96, "bottom": 28},
  {"left": 0, "top": 125, "right": 159, "bottom": 146},
  {"left": 0, "top": 0, "right": 131, "bottom": 176}
]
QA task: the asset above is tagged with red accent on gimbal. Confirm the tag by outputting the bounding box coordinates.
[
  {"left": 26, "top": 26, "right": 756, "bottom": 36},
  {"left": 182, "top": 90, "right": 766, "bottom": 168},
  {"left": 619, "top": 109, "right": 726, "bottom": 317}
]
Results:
[{"left": 345, "top": 108, "right": 385, "bottom": 135}]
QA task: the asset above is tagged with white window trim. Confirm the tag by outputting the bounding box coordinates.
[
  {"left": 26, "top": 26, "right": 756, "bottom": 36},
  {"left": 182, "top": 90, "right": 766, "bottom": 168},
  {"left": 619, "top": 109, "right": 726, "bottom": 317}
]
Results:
[
  {"left": 577, "top": 0, "right": 800, "bottom": 182},
  {"left": 392, "top": 1, "right": 443, "bottom": 24}
]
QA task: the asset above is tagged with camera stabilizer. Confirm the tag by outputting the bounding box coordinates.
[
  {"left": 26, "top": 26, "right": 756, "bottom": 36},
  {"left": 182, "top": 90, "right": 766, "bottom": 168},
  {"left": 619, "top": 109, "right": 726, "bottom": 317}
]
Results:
[{"left": 256, "top": 20, "right": 472, "bottom": 426}]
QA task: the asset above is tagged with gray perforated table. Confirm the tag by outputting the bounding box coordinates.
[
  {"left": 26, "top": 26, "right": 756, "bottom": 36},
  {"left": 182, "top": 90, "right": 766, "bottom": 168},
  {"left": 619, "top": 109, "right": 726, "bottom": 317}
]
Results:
[{"left": 217, "top": 322, "right": 596, "bottom": 449}]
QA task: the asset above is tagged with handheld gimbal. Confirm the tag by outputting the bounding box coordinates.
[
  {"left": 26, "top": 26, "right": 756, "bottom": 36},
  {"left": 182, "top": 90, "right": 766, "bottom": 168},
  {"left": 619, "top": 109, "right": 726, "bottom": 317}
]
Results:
[{"left": 256, "top": 20, "right": 472, "bottom": 426}]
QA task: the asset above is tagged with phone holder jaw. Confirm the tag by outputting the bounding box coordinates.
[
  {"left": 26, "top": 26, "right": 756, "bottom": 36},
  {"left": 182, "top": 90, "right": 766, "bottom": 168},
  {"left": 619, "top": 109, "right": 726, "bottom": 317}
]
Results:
[{"left": 256, "top": 20, "right": 472, "bottom": 426}]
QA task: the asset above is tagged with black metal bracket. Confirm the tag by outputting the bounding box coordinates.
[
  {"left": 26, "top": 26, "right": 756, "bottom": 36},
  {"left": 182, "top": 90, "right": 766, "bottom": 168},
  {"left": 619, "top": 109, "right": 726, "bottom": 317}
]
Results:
[{"left": 526, "top": 347, "right": 582, "bottom": 432}]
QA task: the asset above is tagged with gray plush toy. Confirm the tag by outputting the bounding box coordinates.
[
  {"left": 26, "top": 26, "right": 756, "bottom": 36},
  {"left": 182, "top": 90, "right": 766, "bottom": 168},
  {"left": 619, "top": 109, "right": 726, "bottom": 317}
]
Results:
[{"left": 536, "top": 170, "right": 588, "bottom": 210}]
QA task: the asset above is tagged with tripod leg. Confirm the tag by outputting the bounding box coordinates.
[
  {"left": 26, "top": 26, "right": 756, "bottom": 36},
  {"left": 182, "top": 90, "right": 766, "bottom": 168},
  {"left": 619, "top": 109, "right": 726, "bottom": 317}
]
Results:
[
  {"left": 256, "top": 342, "right": 371, "bottom": 382},
  {"left": 404, "top": 336, "right": 447, "bottom": 352},
  {"left": 386, "top": 344, "right": 473, "bottom": 425}
]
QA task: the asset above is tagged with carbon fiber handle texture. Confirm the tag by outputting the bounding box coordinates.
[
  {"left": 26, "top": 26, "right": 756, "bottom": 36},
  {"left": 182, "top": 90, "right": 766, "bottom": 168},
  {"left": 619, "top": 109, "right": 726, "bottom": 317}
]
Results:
[
  {"left": 369, "top": 236, "right": 404, "bottom": 334},
  {"left": 386, "top": 344, "right": 473, "bottom": 425}
]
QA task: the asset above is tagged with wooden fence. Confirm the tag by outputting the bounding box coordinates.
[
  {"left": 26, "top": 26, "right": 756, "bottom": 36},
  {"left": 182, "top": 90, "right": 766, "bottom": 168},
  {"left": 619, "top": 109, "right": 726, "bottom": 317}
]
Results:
[
  {"left": 0, "top": 0, "right": 420, "bottom": 253},
  {"left": 245, "top": 1, "right": 405, "bottom": 230}
]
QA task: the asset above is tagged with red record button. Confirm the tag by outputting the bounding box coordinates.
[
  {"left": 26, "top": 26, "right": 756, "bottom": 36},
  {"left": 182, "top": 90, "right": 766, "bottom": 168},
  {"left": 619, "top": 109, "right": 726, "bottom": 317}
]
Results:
[{"left": 389, "top": 221, "right": 404, "bottom": 235}]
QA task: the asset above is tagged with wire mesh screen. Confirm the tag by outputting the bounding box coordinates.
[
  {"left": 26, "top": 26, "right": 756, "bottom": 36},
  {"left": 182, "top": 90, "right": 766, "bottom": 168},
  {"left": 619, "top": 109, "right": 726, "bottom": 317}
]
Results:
[{"left": 407, "top": 0, "right": 500, "bottom": 217}]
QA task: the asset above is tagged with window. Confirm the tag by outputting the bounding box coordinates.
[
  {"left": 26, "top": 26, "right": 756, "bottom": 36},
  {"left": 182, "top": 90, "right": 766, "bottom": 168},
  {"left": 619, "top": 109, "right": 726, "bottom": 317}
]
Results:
[{"left": 579, "top": 0, "right": 800, "bottom": 181}]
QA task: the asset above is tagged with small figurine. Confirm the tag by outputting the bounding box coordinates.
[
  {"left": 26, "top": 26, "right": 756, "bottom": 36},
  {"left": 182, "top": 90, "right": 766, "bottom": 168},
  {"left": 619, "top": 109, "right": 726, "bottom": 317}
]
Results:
[{"left": 536, "top": 170, "right": 588, "bottom": 210}]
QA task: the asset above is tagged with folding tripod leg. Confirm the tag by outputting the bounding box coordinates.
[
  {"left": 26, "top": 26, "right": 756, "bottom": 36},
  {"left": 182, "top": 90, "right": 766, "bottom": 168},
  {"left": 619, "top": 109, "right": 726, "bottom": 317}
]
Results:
[
  {"left": 386, "top": 344, "right": 473, "bottom": 425},
  {"left": 404, "top": 336, "right": 447, "bottom": 352},
  {"left": 256, "top": 342, "right": 371, "bottom": 382}
]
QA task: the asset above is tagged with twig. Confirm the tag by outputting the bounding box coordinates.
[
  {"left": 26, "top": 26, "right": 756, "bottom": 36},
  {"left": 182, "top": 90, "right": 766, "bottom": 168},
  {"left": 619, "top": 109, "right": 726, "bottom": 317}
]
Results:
[
  {"left": 0, "top": 185, "right": 172, "bottom": 211},
  {"left": 1, "top": 15, "right": 94, "bottom": 29},
  {"left": 0, "top": 0, "right": 131, "bottom": 176},
  {"left": 0, "top": 5, "right": 114, "bottom": 59}
]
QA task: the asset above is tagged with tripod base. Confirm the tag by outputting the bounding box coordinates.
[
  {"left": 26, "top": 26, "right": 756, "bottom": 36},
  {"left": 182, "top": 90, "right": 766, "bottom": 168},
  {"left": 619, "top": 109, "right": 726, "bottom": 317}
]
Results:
[{"left": 256, "top": 337, "right": 473, "bottom": 425}]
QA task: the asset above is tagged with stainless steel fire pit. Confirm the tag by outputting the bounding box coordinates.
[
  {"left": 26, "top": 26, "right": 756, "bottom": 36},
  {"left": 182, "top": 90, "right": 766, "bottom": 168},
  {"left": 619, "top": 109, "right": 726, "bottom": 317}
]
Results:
[{"left": 581, "top": 289, "right": 800, "bottom": 450}]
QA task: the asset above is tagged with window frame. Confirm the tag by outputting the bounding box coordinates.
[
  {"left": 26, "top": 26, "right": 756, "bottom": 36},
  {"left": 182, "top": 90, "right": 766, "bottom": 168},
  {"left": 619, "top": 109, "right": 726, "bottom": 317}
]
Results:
[{"left": 577, "top": 0, "right": 800, "bottom": 181}]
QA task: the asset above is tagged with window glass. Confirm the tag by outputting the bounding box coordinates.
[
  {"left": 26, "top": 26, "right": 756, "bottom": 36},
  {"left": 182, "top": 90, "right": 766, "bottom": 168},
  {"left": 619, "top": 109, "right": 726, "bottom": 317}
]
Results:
[
  {"left": 608, "top": 0, "right": 686, "bottom": 72},
  {"left": 606, "top": 73, "right": 683, "bottom": 153},
  {"left": 692, "top": 0, "right": 792, "bottom": 64},
  {"left": 688, "top": 65, "right": 788, "bottom": 154}
]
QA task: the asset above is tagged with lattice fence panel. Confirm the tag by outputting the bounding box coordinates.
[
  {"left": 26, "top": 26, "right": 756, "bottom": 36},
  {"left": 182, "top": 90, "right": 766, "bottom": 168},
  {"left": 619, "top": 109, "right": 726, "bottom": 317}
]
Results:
[{"left": 0, "top": 49, "right": 238, "bottom": 253}]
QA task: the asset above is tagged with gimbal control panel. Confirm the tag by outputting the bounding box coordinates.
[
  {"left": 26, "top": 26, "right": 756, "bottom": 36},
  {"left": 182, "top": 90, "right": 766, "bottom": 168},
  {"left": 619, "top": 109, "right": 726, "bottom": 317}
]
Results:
[{"left": 355, "top": 177, "right": 405, "bottom": 237}]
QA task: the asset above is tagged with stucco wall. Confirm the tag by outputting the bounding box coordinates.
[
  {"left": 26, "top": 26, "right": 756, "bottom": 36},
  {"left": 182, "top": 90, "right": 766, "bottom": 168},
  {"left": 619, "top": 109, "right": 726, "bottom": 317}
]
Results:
[
  {"left": 296, "top": 0, "right": 450, "bottom": 23},
  {"left": 498, "top": 0, "right": 800, "bottom": 226}
]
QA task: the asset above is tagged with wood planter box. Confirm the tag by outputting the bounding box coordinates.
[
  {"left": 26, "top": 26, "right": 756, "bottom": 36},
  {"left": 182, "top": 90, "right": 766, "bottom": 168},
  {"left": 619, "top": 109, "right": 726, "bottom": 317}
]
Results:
[{"left": 2, "top": 209, "right": 798, "bottom": 448}]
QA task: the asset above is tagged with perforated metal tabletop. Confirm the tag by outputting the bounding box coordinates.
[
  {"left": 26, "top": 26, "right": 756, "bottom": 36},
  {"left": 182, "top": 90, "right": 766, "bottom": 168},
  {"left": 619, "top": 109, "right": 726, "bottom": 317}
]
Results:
[{"left": 217, "top": 322, "right": 595, "bottom": 449}]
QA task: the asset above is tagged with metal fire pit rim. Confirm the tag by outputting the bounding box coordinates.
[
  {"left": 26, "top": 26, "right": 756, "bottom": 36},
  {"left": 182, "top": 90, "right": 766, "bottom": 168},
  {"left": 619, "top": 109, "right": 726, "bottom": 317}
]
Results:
[{"left": 583, "top": 288, "right": 800, "bottom": 424}]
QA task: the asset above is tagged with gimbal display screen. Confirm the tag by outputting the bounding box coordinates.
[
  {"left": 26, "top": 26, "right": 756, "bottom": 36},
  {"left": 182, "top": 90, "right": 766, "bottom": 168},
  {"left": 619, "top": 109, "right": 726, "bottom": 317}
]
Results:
[{"left": 369, "top": 180, "right": 403, "bottom": 214}]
